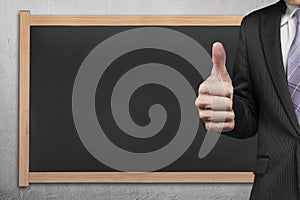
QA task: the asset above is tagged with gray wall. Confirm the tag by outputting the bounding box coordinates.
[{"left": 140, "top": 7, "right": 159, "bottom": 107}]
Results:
[{"left": 0, "top": 0, "right": 277, "bottom": 199}]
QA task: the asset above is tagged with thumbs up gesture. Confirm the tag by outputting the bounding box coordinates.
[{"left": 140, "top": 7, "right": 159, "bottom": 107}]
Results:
[{"left": 195, "top": 42, "right": 235, "bottom": 132}]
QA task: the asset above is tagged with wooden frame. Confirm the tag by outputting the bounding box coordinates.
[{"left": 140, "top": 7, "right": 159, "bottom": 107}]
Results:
[{"left": 19, "top": 10, "right": 252, "bottom": 187}]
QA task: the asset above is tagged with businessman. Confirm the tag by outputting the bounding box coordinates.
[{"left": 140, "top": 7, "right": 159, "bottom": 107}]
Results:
[{"left": 195, "top": 0, "right": 300, "bottom": 199}]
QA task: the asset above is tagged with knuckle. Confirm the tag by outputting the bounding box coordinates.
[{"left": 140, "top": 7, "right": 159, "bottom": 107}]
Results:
[
  {"left": 227, "top": 99, "right": 233, "bottom": 110},
  {"left": 199, "top": 111, "right": 210, "bottom": 120},
  {"left": 198, "top": 97, "right": 209, "bottom": 108},
  {"left": 228, "top": 121, "right": 235, "bottom": 130},
  {"left": 199, "top": 82, "right": 208, "bottom": 93},
  {"left": 227, "top": 84, "right": 234, "bottom": 95},
  {"left": 231, "top": 111, "right": 235, "bottom": 120},
  {"left": 222, "top": 82, "right": 231, "bottom": 93},
  {"left": 227, "top": 111, "right": 235, "bottom": 121},
  {"left": 199, "top": 111, "right": 205, "bottom": 119},
  {"left": 205, "top": 123, "right": 211, "bottom": 130},
  {"left": 194, "top": 97, "right": 199, "bottom": 107},
  {"left": 199, "top": 110, "right": 204, "bottom": 120}
]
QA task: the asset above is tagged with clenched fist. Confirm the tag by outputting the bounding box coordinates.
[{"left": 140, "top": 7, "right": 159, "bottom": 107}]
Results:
[{"left": 195, "top": 42, "right": 235, "bottom": 132}]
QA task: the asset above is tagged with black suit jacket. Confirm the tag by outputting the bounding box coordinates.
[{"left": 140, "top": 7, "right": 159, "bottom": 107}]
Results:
[{"left": 223, "top": 1, "right": 300, "bottom": 199}]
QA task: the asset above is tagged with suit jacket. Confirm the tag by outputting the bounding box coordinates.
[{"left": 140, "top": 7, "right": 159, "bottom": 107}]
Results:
[{"left": 223, "top": 0, "right": 300, "bottom": 199}]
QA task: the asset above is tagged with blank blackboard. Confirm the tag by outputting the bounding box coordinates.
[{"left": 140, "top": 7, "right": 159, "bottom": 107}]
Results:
[{"left": 19, "top": 11, "right": 256, "bottom": 186}]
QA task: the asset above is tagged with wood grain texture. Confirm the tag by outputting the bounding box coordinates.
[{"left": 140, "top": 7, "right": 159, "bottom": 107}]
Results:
[
  {"left": 19, "top": 10, "right": 30, "bottom": 187},
  {"left": 29, "top": 172, "right": 254, "bottom": 183},
  {"left": 30, "top": 15, "right": 243, "bottom": 26}
]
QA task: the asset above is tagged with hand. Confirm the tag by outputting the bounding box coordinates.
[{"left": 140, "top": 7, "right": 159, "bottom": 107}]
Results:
[{"left": 195, "top": 42, "right": 235, "bottom": 132}]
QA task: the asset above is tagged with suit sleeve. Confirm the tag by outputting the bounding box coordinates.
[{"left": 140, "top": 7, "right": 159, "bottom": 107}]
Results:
[{"left": 222, "top": 16, "right": 258, "bottom": 139}]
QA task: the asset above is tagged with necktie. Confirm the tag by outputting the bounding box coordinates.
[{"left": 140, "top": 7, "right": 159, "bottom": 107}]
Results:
[{"left": 288, "top": 9, "right": 300, "bottom": 124}]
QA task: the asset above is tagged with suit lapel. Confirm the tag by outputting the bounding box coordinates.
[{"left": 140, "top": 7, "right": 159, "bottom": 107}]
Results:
[{"left": 260, "top": 0, "right": 300, "bottom": 136}]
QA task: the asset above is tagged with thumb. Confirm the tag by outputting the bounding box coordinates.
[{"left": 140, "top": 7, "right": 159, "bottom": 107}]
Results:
[{"left": 211, "top": 42, "right": 230, "bottom": 82}]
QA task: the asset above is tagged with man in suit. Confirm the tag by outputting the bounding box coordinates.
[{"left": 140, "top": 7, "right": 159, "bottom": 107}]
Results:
[{"left": 195, "top": 0, "right": 300, "bottom": 199}]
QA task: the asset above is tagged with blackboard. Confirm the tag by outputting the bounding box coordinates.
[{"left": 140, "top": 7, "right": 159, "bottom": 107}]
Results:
[{"left": 19, "top": 11, "right": 256, "bottom": 186}]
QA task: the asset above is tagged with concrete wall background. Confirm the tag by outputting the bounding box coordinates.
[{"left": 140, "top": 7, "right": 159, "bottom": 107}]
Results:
[{"left": 0, "top": 0, "right": 277, "bottom": 199}]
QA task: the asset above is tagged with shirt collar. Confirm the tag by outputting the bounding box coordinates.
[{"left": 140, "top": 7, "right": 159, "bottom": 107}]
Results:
[{"left": 281, "top": 3, "right": 299, "bottom": 26}]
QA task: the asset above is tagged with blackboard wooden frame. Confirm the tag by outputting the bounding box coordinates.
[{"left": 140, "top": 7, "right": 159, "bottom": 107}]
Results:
[{"left": 19, "top": 10, "right": 253, "bottom": 187}]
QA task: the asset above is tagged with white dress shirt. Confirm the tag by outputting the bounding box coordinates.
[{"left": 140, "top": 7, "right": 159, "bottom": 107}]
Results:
[{"left": 280, "top": 3, "right": 299, "bottom": 72}]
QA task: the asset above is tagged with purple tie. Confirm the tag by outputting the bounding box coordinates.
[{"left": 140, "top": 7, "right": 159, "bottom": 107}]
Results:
[{"left": 288, "top": 9, "right": 300, "bottom": 124}]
